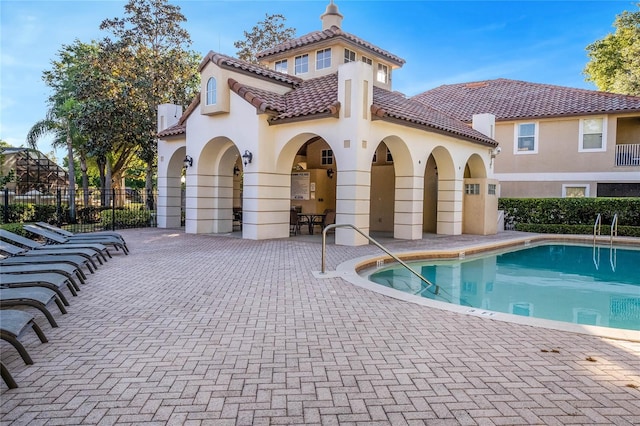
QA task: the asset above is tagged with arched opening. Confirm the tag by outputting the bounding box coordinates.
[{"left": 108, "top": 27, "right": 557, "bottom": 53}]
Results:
[
  {"left": 185, "top": 137, "right": 241, "bottom": 234},
  {"left": 423, "top": 147, "right": 456, "bottom": 234},
  {"left": 369, "top": 141, "right": 395, "bottom": 233},
  {"left": 462, "top": 153, "right": 496, "bottom": 235},
  {"left": 277, "top": 133, "right": 337, "bottom": 236},
  {"left": 422, "top": 154, "right": 438, "bottom": 233}
]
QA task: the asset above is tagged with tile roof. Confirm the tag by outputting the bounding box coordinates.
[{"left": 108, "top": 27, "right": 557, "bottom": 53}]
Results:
[
  {"left": 159, "top": 54, "right": 495, "bottom": 146},
  {"left": 256, "top": 26, "right": 405, "bottom": 67},
  {"left": 372, "top": 88, "right": 497, "bottom": 146},
  {"left": 412, "top": 78, "right": 640, "bottom": 122},
  {"left": 200, "top": 51, "right": 303, "bottom": 87}
]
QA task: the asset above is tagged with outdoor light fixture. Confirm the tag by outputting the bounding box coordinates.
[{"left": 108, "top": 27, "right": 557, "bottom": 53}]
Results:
[
  {"left": 233, "top": 165, "right": 240, "bottom": 176},
  {"left": 326, "top": 168, "right": 334, "bottom": 179},
  {"left": 242, "top": 150, "right": 253, "bottom": 166},
  {"left": 183, "top": 155, "right": 193, "bottom": 168}
]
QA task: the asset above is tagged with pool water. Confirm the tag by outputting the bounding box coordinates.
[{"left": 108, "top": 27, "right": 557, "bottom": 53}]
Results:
[{"left": 367, "top": 244, "right": 640, "bottom": 331}]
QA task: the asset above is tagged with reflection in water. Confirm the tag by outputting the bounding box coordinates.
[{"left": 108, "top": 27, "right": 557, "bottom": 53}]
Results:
[{"left": 368, "top": 244, "right": 640, "bottom": 331}]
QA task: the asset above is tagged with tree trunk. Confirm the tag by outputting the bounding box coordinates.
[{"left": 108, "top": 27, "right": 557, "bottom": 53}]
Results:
[
  {"left": 105, "top": 159, "right": 112, "bottom": 207},
  {"left": 66, "top": 128, "right": 77, "bottom": 223},
  {"left": 145, "top": 160, "right": 154, "bottom": 210},
  {"left": 80, "top": 151, "right": 89, "bottom": 207}
]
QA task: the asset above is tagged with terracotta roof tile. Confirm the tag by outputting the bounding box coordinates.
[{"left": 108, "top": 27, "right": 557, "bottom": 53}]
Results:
[
  {"left": 157, "top": 122, "right": 186, "bottom": 138},
  {"left": 412, "top": 78, "right": 640, "bottom": 122},
  {"left": 200, "top": 51, "right": 303, "bottom": 87},
  {"left": 257, "top": 26, "right": 405, "bottom": 67},
  {"left": 372, "top": 88, "right": 497, "bottom": 146}
]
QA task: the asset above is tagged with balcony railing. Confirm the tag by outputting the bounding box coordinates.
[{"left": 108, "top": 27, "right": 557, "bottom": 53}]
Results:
[{"left": 615, "top": 143, "right": 640, "bottom": 166}]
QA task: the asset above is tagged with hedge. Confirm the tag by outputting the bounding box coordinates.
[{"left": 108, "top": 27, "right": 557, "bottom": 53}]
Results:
[
  {"left": 0, "top": 203, "right": 67, "bottom": 224},
  {"left": 499, "top": 198, "right": 640, "bottom": 227},
  {"left": 515, "top": 223, "right": 640, "bottom": 237},
  {"left": 100, "top": 208, "right": 153, "bottom": 229}
]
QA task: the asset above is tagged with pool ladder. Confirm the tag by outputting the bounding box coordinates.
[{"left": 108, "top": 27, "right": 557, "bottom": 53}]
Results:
[
  {"left": 592, "top": 213, "right": 618, "bottom": 271},
  {"left": 320, "top": 223, "right": 435, "bottom": 289}
]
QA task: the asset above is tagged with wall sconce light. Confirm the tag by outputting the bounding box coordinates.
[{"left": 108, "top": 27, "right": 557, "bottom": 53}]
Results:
[
  {"left": 183, "top": 155, "right": 193, "bottom": 168},
  {"left": 326, "top": 168, "right": 334, "bottom": 179},
  {"left": 242, "top": 150, "right": 253, "bottom": 166},
  {"left": 233, "top": 165, "right": 240, "bottom": 176}
]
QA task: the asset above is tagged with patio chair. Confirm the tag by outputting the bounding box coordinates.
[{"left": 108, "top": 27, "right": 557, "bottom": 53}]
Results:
[
  {"left": 0, "top": 240, "right": 101, "bottom": 270},
  {"left": 290, "top": 209, "right": 301, "bottom": 235},
  {"left": 1, "top": 362, "right": 18, "bottom": 389},
  {"left": 312, "top": 209, "right": 336, "bottom": 233},
  {"left": 35, "top": 221, "right": 126, "bottom": 243},
  {"left": 1, "top": 263, "right": 85, "bottom": 286},
  {"left": 1, "top": 229, "right": 110, "bottom": 261},
  {"left": 1, "top": 241, "right": 96, "bottom": 274},
  {"left": 0, "top": 309, "right": 48, "bottom": 365},
  {"left": 1, "top": 263, "right": 86, "bottom": 286},
  {"left": 0, "top": 287, "right": 67, "bottom": 328},
  {"left": 26, "top": 225, "right": 128, "bottom": 255},
  {"left": 1, "top": 272, "right": 78, "bottom": 306}
]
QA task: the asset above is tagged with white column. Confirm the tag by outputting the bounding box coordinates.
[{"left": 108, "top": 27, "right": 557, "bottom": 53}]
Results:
[
  {"left": 157, "top": 175, "right": 182, "bottom": 228},
  {"left": 335, "top": 170, "right": 370, "bottom": 246},
  {"left": 437, "top": 178, "right": 463, "bottom": 235},
  {"left": 394, "top": 175, "right": 424, "bottom": 240},
  {"left": 241, "top": 171, "right": 291, "bottom": 240}
]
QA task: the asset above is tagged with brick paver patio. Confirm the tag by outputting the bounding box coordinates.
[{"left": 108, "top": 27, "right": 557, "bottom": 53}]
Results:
[{"left": 1, "top": 228, "right": 639, "bottom": 425}]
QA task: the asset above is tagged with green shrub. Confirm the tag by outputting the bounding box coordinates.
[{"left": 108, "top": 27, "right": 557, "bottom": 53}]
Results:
[
  {"left": 515, "top": 223, "right": 640, "bottom": 237},
  {"left": 100, "top": 208, "right": 152, "bottom": 229},
  {"left": 0, "top": 222, "right": 28, "bottom": 236},
  {"left": 499, "top": 198, "right": 640, "bottom": 227}
]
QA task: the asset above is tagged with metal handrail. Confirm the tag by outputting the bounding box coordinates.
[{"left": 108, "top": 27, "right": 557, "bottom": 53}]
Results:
[
  {"left": 593, "top": 213, "right": 602, "bottom": 244},
  {"left": 320, "top": 223, "right": 435, "bottom": 289},
  {"left": 610, "top": 213, "right": 618, "bottom": 245}
]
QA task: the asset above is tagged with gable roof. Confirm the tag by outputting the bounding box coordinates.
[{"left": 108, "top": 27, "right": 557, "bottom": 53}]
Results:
[
  {"left": 256, "top": 25, "right": 405, "bottom": 67},
  {"left": 159, "top": 53, "right": 495, "bottom": 147},
  {"left": 200, "top": 51, "right": 303, "bottom": 87},
  {"left": 412, "top": 78, "right": 640, "bottom": 122}
]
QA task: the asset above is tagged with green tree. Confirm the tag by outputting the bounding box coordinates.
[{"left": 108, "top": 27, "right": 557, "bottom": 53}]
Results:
[
  {"left": 584, "top": 4, "right": 640, "bottom": 96},
  {"left": 234, "top": 14, "right": 296, "bottom": 64},
  {"left": 100, "top": 0, "right": 200, "bottom": 207},
  {"left": 26, "top": 99, "right": 81, "bottom": 220}
]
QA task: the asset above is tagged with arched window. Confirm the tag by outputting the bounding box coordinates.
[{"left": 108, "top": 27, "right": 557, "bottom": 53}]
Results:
[{"left": 206, "top": 77, "right": 217, "bottom": 105}]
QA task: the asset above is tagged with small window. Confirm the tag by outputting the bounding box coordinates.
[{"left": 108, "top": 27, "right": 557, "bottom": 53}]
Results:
[
  {"left": 377, "top": 63, "right": 388, "bottom": 83},
  {"left": 562, "top": 184, "right": 589, "bottom": 198},
  {"left": 321, "top": 149, "right": 333, "bottom": 165},
  {"left": 579, "top": 118, "right": 605, "bottom": 151},
  {"left": 295, "top": 54, "right": 309, "bottom": 75},
  {"left": 275, "top": 59, "right": 288, "bottom": 74},
  {"left": 465, "top": 184, "right": 480, "bottom": 195},
  {"left": 344, "top": 49, "right": 356, "bottom": 63},
  {"left": 361, "top": 56, "right": 372, "bottom": 65},
  {"left": 386, "top": 148, "right": 393, "bottom": 162},
  {"left": 371, "top": 151, "right": 377, "bottom": 163},
  {"left": 316, "top": 48, "right": 331, "bottom": 70},
  {"left": 488, "top": 184, "right": 496, "bottom": 195},
  {"left": 516, "top": 123, "right": 537, "bottom": 153},
  {"left": 206, "top": 77, "right": 217, "bottom": 105}
]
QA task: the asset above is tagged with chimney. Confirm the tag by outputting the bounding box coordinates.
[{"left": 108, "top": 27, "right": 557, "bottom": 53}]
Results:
[
  {"left": 472, "top": 113, "right": 495, "bottom": 138},
  {"left": 321, "top": 1, "right": 343, "bottom": 30}
]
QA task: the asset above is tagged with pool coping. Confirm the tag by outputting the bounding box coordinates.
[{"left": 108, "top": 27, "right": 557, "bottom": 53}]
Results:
[{"left": 316, "top": 234, "right": 640, "bottom": 342}]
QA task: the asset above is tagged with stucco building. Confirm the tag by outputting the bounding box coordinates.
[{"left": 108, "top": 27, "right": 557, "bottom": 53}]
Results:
[
  {"left": 157, "top": 1, "right": 502, "bottom": 245},
  {"left": 414, "top": 79, "right": 640, "bottom": 198}
]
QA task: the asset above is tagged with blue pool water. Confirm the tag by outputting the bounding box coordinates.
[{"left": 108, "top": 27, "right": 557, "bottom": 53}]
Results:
[{"left": 367, "top": 244, "right": 640, "bottom": 331}]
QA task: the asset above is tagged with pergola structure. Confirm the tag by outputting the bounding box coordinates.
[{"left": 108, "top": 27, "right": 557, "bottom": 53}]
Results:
[{"left": 0, "top": 147, "right": 68, "bottom": 194}]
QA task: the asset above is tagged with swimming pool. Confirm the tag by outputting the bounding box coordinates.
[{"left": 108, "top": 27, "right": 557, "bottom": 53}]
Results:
[{"left": 365, "top": 243, "right": 640, "bottom": 332}]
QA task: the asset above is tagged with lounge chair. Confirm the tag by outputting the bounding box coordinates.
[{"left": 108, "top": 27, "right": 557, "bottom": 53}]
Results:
[
  {"left": 26, "top": 224, "right": 128, "bottom": 255},
  {"left": 1, "top": 250, "right": 95, "bottom": 275},
  {"left": 0, "top": 309, "right": 48, "bottom": 365},
  {"left": 1, "top": 240, "right": 100, "bottom": 270},
  {"left": 1, "top": 362, "right": 18, "bottom": 389},
  {"left": 1, "top": 272, "right": 78, "bottom": 306},
  {"left": 0, "top": 287, "right": 66, "bottom": 328},
  {"left": 0, "top": 263, "right": 86, "bottom": 286},
  {"left": 35, "top": 221, "right": 126, "bottom": 243},
  {"left": 0, "top": 229, "right": 110, "bottom": 261}
]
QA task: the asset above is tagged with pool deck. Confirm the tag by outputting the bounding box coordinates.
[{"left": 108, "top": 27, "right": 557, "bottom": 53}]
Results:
[{"left": 1, "top": 228, "right": 639, "bottom": 425}]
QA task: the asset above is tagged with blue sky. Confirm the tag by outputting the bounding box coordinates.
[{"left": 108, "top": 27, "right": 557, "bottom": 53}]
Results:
[{"left": 0, "top": 0, "right": 635, "bottom": 160}]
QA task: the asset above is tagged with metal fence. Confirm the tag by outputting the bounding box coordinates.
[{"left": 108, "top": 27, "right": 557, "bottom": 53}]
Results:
[{"left": 1, "top": 187, "right": 158, "bottom": 232}]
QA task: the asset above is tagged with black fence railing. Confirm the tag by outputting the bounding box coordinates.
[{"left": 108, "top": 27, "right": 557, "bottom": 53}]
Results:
[{"left": 1, "top": 187, "right": 157, "bottom": 232}]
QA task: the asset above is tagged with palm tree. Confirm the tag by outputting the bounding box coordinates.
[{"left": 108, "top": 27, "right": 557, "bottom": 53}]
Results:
[{"left": 26, "top": 100, "right": 79, "bottom": 222}]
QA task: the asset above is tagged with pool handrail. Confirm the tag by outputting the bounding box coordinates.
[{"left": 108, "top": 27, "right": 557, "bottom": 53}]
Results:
[
  {"left": 593, "top": 213, "right": 602, "bottom": 244},
  {"left": 610, "top": 213, "right": 618, "bottom": 245},
  {"left": 320, "top": 223, "right": 435, "bottom": 290}
]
